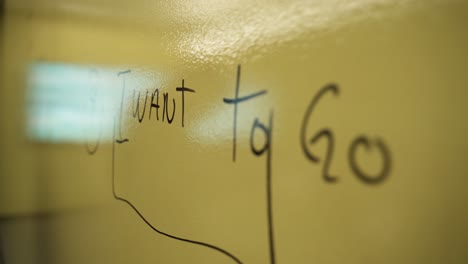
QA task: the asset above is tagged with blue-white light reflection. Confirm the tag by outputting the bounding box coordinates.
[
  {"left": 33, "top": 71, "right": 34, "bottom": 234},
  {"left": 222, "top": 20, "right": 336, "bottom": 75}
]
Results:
[{"left": 27, "top": 62, "right": 119, "bottom": 143}]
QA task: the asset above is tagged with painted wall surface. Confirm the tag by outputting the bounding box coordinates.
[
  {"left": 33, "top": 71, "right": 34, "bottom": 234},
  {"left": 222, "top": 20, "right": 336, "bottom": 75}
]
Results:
[{"left": 1, "top": 1, "right": 468, "bottom": 263}]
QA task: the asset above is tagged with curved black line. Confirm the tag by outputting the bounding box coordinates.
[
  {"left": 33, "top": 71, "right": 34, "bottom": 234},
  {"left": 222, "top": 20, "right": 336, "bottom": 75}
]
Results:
[
  {"left": 309, "top": 128, "right": 338, "bottom": 183},
  {"left": 300, "top": 83, "right": 339, "bottom": 163},
  {"left": 348, "top": 136, "right": 391, "bottom": 185},
  {"left": 111, "top": 123, "right": 243, "bottom": 264}
]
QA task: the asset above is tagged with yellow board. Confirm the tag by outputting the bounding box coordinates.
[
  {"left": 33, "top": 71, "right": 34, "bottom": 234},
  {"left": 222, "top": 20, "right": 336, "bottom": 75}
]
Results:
[{"left": 1, "top": 0, "right": 468, "bottom": 263}]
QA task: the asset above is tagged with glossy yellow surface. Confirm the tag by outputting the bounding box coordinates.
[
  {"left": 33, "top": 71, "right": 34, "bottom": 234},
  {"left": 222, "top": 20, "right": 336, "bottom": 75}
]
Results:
[{"left": 1, "top": 0, "right": 468, "bottom": 263}]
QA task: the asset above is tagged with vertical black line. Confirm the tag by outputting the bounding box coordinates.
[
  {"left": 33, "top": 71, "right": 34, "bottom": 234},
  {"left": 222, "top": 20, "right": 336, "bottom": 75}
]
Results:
[
  {"left": 181, "top": 80, "right": 185, "bottom": 127},
  {"left": 233, "top": 65, "right": 241, "bottom": 161},
  {"left": 176, "top": 79, "right": 195, "bottom": 127},
  {"left": 267, "top": 111, "right": 276, "bottom": 264}
]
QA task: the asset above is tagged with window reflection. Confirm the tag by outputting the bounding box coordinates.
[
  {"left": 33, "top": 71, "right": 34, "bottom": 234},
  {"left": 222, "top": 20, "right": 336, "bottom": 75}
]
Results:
[{"left": 26, "top": 62, "right": 119, "bottom": 143}]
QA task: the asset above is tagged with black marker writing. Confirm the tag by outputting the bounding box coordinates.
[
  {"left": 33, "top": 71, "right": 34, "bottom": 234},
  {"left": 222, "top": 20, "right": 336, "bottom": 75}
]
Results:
[
  {"left": 223, "top": 65, "right": 267, "bottom": 161},
  {"left": 149, "top": 88, "right": 160, "bottom": 120},
  {"left": 176, "top": 79, "right": 196, "bottom": 127},
  {"left": 301, "top": 83, "right": 392, "bottom": 184},
  {"left": 111, "top": 118, "right": 242, "bottom": 264},
  {"left": 224, "top": 65, "right": 276, "bottom": 264},
  {"left": 301, "top": 84, "right": 339, "bottom": 182},
  {"left": 162, "top": 92, "right": 175, "bottom": 124},
  {"left": 125, "top": 79, "right": 194, "bottom": 127},
  {"left": 83, "top": 64, "right": 394, "bottom": 264},
  {"left": 132, "top": 90, "right": 149, "bottom": 123},
  {"left": 250, "top": 112, "right": 276, "bottom": 264},
  {"left": 349, "top": 136, "right": 391, "bottom": 184}
]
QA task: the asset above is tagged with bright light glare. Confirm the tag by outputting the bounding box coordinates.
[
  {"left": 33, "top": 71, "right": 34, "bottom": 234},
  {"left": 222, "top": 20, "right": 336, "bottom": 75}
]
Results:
[{"left": 26, "top": 62, "right": 119, "bottom": 143}]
